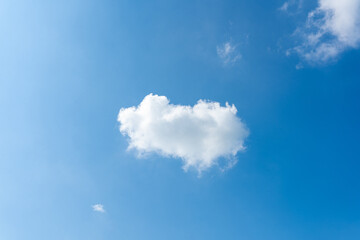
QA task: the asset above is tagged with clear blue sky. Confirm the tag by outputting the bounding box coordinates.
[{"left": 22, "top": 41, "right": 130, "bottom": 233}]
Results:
[{"left": 1, "top": 0, "right": 360, "bottom": 239}]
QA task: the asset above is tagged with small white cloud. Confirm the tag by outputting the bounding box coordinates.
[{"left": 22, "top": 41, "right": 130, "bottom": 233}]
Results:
[
  {"left": 216, "top": 42, "right": 242, "bottom": 65},
  {"left": 118, "top": 94, "right": 249, "bottom": 173},
  {"left": 292, "top": 0, "right": 360, "bottom": 64},
  {"left": 92, "top": 204, "right": 105, "bottom": 213}
]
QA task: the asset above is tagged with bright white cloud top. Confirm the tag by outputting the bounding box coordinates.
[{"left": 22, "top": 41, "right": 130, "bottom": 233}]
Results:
[
  {"left": 118, "top": 94, "right": 249, "bottom": 173},
  {"left": 295, "top": 0, "right": 360, "bottom": 63},
  {"left": 92, "top": 204, "right": 105, "bottom": 213}
]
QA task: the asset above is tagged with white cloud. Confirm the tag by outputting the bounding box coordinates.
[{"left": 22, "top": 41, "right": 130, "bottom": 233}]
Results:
[
  {"left": 92, "top": 204, "right": 105, "bottom": 213},
  {"left": 294, "top": 0, "right": 360, "bottom": 63},
  {"left": 118, "top": 94, "right": 249, "bottom": 173},
  {"left": 216, "top": 42, "right": 241, "bottom": 65}
]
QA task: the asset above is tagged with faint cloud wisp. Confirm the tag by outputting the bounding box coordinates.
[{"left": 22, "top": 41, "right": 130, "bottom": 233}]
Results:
[
  {"left": 92, "top": 204, "right": 105, "bottom": 213},
  {"left": 279, "top": 0, "right": 303, "bottom": 13},
  {"left": 279, "top": 1, "right": 290, "bottom": 11},
  {"left": 216, "top": 42, "right": 242, "bottom": 65}
]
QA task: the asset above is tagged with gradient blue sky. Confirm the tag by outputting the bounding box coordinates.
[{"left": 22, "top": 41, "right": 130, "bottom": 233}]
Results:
[{"left": 1, "top": 0, "right": 360, "bottom": 239}]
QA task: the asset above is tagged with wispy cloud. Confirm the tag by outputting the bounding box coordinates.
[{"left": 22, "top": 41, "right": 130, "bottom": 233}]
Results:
[
  {"left": 279, "top": 1, "right": 290, "bottom": 12},
  {"left": 291, "top": 0, "right": 360, "bottom": 64},
  {"left": 279, "top": 0, "right": 303, "bottom": 13},
  {"left": 295, "top": 63, "right": 304, "bottom": 69},
  {"left": 92, "top": 204, "right": 105, "bottom": 213},
  {"left": 216, "top": 42, "right": 241, "bottom": 65},
  {"left": 118, "top": 94, "right": 249, "bottom": 174}
]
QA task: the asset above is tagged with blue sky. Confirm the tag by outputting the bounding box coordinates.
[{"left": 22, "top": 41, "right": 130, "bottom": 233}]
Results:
[{"left": 1, "top": 0, "right": 360, "bottom": 239}]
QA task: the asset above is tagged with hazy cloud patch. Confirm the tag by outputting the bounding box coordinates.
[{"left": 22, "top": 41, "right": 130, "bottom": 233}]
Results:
[
  {"left": 217, "top": 42, "right": 242, "bottom": 65},
  {"left": 92, "top": 204, "right": 105, "bottom": 213}
]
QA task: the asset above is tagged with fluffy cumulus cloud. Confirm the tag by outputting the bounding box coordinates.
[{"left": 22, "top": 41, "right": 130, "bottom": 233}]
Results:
[
  {"left": 294, "top": 0, "right": 360, "bottom": 63},
  {"left": 216, "top": 42, "right": 241, "bottom": 65},
  {"left": 118, "top": 94, "right": 249, "bottom": 173},
  {"left": 92, "top": 204, "right": 105, "bottom": 213}
]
